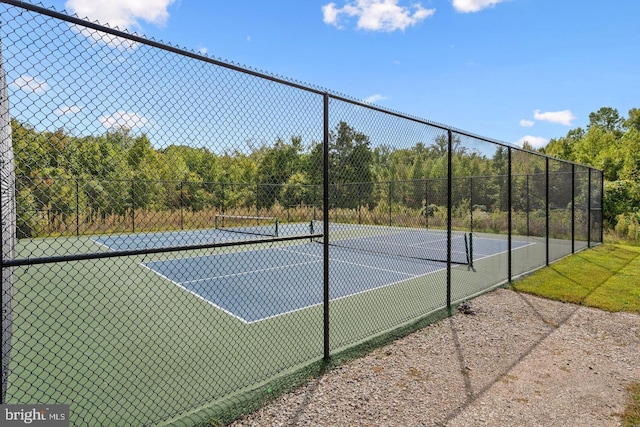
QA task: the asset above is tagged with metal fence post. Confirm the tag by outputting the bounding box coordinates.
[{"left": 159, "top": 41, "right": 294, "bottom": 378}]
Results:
[
  {"left": 571, "top": 164, "right": 575, "bottom": 253},
  {"left": 179, "top": 181, "right": 184, "bottom": 230},
  {"left": 600, "top": 170, "right": 604, "bottom": 243},
  {"left": 425, "top": 179, "right": 429, "bottom": 229},
  {"left": 221, "top": 181, "right": 226, "bottom": 215},
  {"left": 507, "top": 148, "right": 512, "bottom": 282},
  {"left": 76, "top": 178, "right": 80, "bottom": 237},
  {"left": 469, "top": 177, "right": 474, "bottom": 235},
  {"left": 587, "top": 168, "right": 592, "bottom": 248},
  {"left": 526, "top": 174, "right": 530, "bottom": 236},
  {"left": 313, "top": 185, "right": 317, "bottom": 221},
  {"left": 388, "top": 181, "right": 392, "bottom": 227},
  {"left": 255, "top": 182, "right": 259, "bottom": 216},
  {"left": 446, "top": 130, "right": 452, "bottom": 312},
  {"left": 323, "top": 93, "right": 330, "bottom": 360},
  {"left": 546, "top": 157, "right": 550, "bottom": 266},
  {"left": 131, "top": 179, "right": 135, "bottom": 233}
]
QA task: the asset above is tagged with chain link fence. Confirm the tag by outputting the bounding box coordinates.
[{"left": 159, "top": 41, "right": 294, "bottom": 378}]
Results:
[{"left": 1, "top": 2, "right": 603, "bottom": 425}]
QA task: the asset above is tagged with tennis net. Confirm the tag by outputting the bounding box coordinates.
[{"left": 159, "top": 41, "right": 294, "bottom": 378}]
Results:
[
  {"left": 311, "top": 221, "right": 472, "bottom": 265},
  {"left": 214, "top": 215, "right": 279, "bottom": 237}
]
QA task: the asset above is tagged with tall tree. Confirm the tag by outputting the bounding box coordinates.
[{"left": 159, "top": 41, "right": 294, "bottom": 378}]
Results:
[
  {"left": 588, "top": 107, "right": 624, "bottom": 137},
  {"left": 256, "top": 136, "right": 305, "bottom": 209},
  {"left": 328, "top": 121, "right": 374, "bottom": 209},
  {"left": 543, "top": 127, "right": 585, "bottom": 161},
  {"left": 625, "top": 108, "right": 640, "bottom": 132}
]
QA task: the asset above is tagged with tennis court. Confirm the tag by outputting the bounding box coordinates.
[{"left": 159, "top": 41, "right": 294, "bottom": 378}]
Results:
[
  {"left": 4, "top": 220, "right": 553, "bottom": 425},
  {"left": 95, "top": 223, "right": 534, "bottom": 324}
]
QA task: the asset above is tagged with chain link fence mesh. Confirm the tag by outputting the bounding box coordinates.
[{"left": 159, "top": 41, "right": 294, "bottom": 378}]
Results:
[
  {"left": 548, "top": 159, "right": 574, "bottom": 262},
  {"left": 574, "top": 165, "right": 590, "bottom": 252},
  {"left": 511, "top": 150, "right": 547, "bottom": 277},
  {"left": 1, "top": 2, "right": 604, "bottom": 425},
  {"left": 590, "top": 169, "right": 604, "bottom": 244},
  {"left": 451, "top": 133, "right": 509, "bottom": 300}
]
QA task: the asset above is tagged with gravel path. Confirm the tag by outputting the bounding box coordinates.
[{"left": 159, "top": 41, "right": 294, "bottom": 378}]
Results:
[{"left": 230, "top": 289, "right": 640, "bottom": 427}]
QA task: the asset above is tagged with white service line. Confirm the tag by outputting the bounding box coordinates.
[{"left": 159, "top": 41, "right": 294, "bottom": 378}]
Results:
[
  {"left": 181, "top": 259, "right": 322, "bottom": 284},
  {"left": 472, "top": 240, "right": 537, "bottom": 259},
  {"left": 276, "top": 246, "right": 420, "bottom": 277}
]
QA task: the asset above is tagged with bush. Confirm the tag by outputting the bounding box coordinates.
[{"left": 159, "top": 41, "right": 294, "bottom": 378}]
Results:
[
  {"left": 614, "top": 212, "right": 640, "bottom": 242},
  {"left": 604, "top": 180, "right": 640, "bottom": 225}
]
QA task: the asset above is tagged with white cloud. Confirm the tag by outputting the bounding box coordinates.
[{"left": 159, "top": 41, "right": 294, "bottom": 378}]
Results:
[
  {"left": 99, "top": 111, "right": 148, "bottom": 129},
  {"left": 197, "top": 46, "right": 208, "bottom": 55},
  {"left": 68, "top": 22, "right": 140, "bottom": 50},
  {"left": 516, "top": 135, "right": 548, "bottom": 149},
  {"left": 533, "top": 109, "right": 576, "bottom": 126},
  {"left": 65, "top": 0, "right": 175, "bottom": 30},
  {"left": 65, "top": 0, "right": 176, "bottom": 50},
  {"left": 323, "top": 0, "right": 435, "bottom": 32},
  {"left": 11, "top": 75, "right": 49, "bottom": 95},
  {"left": 519, "top": 119, "right": 535, "bottom": 128},
  {"left": 452, "top": 0, "right": 509, "bottom": 13},
  {"left": 363, "top": 94, "right": 388, "bottom": 104},
  {"left": 322, "top": 3, "right": 342, "bottom": 25},
  {"left": 55, "top": 105, "right": 83, "bottom": 116}
]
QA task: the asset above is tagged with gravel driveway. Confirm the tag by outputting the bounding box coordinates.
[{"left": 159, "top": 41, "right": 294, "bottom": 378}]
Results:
[{"left": 230, "top": 288, "right": 640, "bottom": 426}]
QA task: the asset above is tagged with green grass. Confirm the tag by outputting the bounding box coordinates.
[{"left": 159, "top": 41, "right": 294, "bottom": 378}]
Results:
[
  {"left": 511, "top": 243, "right": 640, "bottom": 426},
  {"left": 622, "top": 382, "right": 640, "bottom": 427},
  {"left": 512, "top": 244, "right": 640, "bottom": 314}
]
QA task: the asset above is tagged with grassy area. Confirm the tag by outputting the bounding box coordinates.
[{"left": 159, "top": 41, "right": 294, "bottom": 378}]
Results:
[
  {"left": 511, "top": 243, "right": 640, "bottom": 426},
  {"left": 512, "top": 244, "right": 640, "bottom": 314},
  {"left": 622, "top": 382, "right": 640, "bottom": 427}
]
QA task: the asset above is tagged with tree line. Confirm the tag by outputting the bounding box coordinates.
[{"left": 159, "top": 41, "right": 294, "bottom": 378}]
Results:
[
  {"left": 12, "top": 116, "right": 593, "bottom": 238},
  {"left": 541, "top": 107, "right": 640, "bottom": 241}
]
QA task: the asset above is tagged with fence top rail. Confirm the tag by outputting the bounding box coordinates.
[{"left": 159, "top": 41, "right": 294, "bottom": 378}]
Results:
[{"left": 0, "top": 0, "right": 601, "bottom": 173}]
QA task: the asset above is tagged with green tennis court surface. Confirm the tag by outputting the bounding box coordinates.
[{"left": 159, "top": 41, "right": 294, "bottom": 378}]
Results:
[{"left": 6, "top": 225, "right": 538, "bottom": 425}]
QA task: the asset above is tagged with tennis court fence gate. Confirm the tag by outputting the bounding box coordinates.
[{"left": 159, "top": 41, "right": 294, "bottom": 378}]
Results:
[{"left": 1, "top": 2, "right": 603, "bottom": 425}]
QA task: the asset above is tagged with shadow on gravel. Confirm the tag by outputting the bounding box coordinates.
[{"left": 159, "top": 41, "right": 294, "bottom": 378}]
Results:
[{"left": 438, "top": 291, "right": 581, "bottom": 426}]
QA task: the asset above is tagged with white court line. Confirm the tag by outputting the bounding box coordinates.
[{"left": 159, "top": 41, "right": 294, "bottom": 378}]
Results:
[
  {"left": 181, "top": 260, "right": 322, "bottom": 284},
  {"left": 141, "top": 262, "right": 253, "bottom": 324},
  {"left": 251, "top": 265, "right": 447, "bottom": 324},
  {"left": 330, "top": 234, "right": 470, "bottom": 262},
  {"left": 246, "top": 246, "right": 449, "bottom": 324},
  {"left": 339, "top": 235, "right": 456, "bottom": 250},
  {"left": 143, "top": 237, "right": 524, "bottom": 325},
  {"left": 472, "top": 240, "right": 537, "bottom": 260},
  {"left": 142, "top": 254, "right": 323, "bottom": 324},
  {"left": 276, "top": 246, "right": 419, "bottom": 277},
  {"left": 90, "top": 238, "right": 112, "bottom": 251},
  {"left": 282, "top": 242, "right": 468, "bottom": 267}
]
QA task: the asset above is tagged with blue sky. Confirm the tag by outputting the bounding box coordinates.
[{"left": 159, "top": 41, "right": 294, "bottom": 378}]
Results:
[{"left": 26, "top": 0, "right": 640, "bottom": 148}]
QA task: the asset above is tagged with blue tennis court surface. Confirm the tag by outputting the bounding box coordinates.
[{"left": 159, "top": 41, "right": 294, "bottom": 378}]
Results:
[
  {"left": 143, "top": 242, "right": 446, "bottom": 322},
  {"left": 92, "top": 223, "right": 310, "bottom": 251},
  {"left": 97, "top": 226, "right": 533, "bottom": 323}
]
